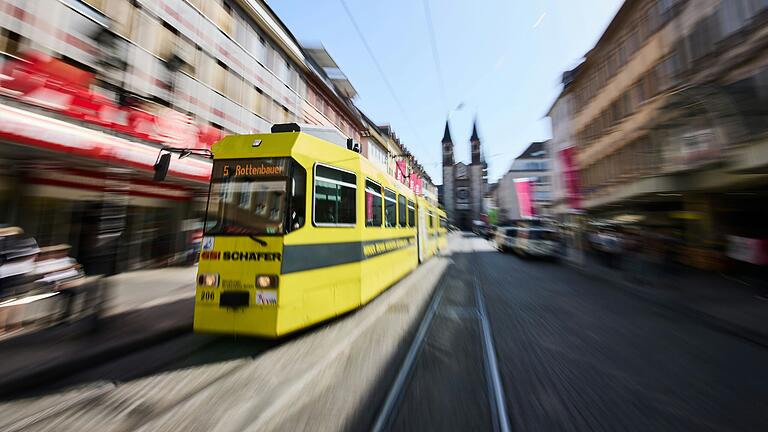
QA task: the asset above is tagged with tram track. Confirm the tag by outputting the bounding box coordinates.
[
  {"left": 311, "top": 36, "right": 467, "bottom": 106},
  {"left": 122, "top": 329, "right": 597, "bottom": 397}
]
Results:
[{"left": 371, "top": 234, "right": 511, "bottom": 432}]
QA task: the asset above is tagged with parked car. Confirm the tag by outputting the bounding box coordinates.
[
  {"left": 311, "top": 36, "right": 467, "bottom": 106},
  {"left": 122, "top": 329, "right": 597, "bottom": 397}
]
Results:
[
  {"left": 495, "top": 226, "right": 519, "bottom": 252},
  {"left": 513, "top": 228, "right": 560, "bottom": 259}
]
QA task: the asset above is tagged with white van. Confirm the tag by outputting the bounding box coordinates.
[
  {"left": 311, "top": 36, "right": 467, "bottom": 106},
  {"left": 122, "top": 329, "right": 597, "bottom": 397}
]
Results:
[
  {"left": 495, "top": 226, "right": 519, "bottom": 253},
  {"left": 513, "top": 228, "right": 559, "bottom": 258}
]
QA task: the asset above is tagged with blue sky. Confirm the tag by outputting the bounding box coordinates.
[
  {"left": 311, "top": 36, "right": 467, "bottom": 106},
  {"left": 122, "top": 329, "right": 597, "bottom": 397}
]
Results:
[{"left": 267, "top": 0, "right": 624, "bottom": 183}]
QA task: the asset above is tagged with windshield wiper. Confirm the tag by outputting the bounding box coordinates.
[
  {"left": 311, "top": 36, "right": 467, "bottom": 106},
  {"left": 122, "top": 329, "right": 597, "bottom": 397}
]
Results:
[{"left": 248, "top": 235, "right": 267, "bottom": 246}]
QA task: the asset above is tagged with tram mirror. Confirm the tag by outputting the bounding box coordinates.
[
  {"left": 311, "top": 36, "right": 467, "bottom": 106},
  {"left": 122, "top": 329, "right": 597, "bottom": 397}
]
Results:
[{"left": 154, "top": 153, "right": 171, "bottom": 181}]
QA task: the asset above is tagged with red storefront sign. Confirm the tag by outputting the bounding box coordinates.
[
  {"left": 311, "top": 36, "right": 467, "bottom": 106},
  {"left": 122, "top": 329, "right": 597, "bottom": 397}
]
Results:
[
  {"left": 0, "top": 51, "right": 222, "bottom": 150},
  {"left": 0, "top": 103, "right": 211, "bottom": 183},
  {"left": 559, "top": 146, "right": 581, "bottom": 210}
]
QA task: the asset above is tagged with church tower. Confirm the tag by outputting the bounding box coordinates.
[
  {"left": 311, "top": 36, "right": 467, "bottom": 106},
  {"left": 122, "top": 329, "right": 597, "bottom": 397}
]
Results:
[
  {"left": 470, "top": 121, "right": 481, "bottom": 165},
  {"left": 441, "top": 120, "right": 455, "bottom": 222},
  {"left": 469, "top": 119, "right": 484, "bottom": 222}
]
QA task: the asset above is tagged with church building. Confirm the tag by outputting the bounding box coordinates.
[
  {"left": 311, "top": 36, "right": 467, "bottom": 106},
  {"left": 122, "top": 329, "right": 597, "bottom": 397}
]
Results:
[{"left": 440, "top": 120, "right": 488, "bottom": 230}]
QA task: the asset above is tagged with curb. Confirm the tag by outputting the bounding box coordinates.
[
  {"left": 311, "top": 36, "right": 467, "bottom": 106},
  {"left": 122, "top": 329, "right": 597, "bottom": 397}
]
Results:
[
  {"left": 0, "top": 298, "right": 193, "bottom": 398},
  {"left": 567, "top": 261, "right": 768, "bottom": 349}
]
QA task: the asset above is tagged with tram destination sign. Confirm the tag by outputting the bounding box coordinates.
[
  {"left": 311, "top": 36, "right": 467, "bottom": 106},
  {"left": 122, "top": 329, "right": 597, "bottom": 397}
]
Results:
[{"left": 213, "top": 158, "right": 289, "bottom": 180}]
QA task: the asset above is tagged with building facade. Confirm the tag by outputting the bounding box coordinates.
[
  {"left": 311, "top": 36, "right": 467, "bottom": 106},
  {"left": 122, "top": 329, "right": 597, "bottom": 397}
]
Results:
[
  {"left": 546, "top": 70, "right": 577, "bottom": 219},
  {"left": 496, "top": 141, "right": 551, "bottom": 223},
  {"left": 552, "top": 0, "right": 768, "bottom": 268},
  {"left": 0, "top": 0, "right": 435, "bottom": 269},
  {"left": 440, "top": 120, "right": 488, "bottom": 229}
]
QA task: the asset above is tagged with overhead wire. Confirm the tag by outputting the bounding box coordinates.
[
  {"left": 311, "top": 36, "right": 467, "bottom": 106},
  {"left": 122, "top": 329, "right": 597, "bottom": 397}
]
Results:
[
  {"left": 422, "top": 0, "right": 448, "bottom": 112},
  {"left": 338, "top": 0, "right": 424, "bottom": 144}
]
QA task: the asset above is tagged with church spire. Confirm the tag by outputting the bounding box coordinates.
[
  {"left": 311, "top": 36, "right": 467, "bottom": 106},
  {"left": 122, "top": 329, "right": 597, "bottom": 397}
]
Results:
[
  {"left": 442, "top": 120, "right": 453, "bottom": 143},
  {"left": 442, "top": 119, "right": 454, "bottom": 166},
  {"left": 471, "top": 118, "right": 481, "bottom": 165}
]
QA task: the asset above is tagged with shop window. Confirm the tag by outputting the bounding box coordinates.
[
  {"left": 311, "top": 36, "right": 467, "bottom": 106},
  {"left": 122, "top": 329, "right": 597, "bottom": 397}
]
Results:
[
  {"left": 365, "top": 180, "right": 383, "bottom": 227},
  {"left": 314, "top": 165, "right": 356, "bottom": 226}
]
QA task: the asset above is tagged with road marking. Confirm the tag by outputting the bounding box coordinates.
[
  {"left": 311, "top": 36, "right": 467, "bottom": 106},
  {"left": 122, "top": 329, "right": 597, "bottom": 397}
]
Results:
[
  {"left": 371, "top": 275, "right": 447, "bottom": 432},
  {"left": 474, "top": 275, "right": 512, "bottom": 432}
]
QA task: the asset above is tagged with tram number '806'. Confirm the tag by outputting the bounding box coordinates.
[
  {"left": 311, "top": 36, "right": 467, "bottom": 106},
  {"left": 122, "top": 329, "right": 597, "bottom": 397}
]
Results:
[{"left": 200, "top": 291, "right": 215, "bottom": 302}]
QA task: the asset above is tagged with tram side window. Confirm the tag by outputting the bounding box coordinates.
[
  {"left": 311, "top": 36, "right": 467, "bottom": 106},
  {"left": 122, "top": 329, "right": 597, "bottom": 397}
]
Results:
[
  {"left": 428, "top": 212, "right": 434, "bottom": 229},
  {"left": 314, "top": 165, "right": 356, "bottom": 226},
  {"left": 440, "top": 218, "right": 447, "bottom": 229},
  {"left": 365, "top": 180, "right": 383, "bottom": 227},
  {"left": 398, "top": 195, "right": 407, "bottom": 228},
  {"left": 407, "top": 200, "right": 415, "bottom": 228},
  {"left": 384, "top": 189, "right": 397, "bottom": 228}
]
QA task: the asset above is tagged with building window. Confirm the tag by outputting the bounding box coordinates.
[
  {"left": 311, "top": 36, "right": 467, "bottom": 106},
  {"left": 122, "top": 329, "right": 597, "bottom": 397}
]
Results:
[
  {"left": 0, "top": 29, "right": 24, "bottom": 57},
  {"left": 407, "top": 200, "right": 415, "bottom": 228},
  {"left": 213, "top": 59, "right": 227, "bottom": 94},
  {"left": 253, "top": 87, "right": 264, "bottom": 116},
  {"left": 226, "top": 71, "right": 243, "bottom": 104},
  {"left": 384, "top": 189, "right": 397, "bottom": 227},
  {"left": 398, "top": 195, "right": 407, "bottom": 227},
  {"left": 314, "top": 164, "right": 356, "bottom": 226},
  {"left": 365, "top": 179, "right": 383, "bottom": 227}
]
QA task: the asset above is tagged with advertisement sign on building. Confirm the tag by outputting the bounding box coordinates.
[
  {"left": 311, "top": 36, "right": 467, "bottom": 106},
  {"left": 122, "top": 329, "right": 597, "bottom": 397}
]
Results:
[
  {"left": 514, "top": 178, "right": 534, "bottom": 218},
  {"left": 559, "top": 146, "right": 581, "bottom": 210}
]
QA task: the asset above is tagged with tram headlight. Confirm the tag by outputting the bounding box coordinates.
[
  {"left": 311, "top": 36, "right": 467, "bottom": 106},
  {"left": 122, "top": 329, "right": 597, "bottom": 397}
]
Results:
[
  {"left": 198, "top": 273, "right": 219, "bottom": 287},
  {"left": 255, "top": 274, "right": 278, "bottom": 288}
]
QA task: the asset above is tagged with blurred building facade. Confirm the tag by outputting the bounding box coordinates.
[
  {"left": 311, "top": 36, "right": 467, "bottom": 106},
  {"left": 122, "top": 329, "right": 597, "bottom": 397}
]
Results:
[
  {"left": 495, "top": 141, "right": 551, "bottom": 223},
  {"left": 440, "top": 120, "right": 488, "bottom": 229},
  {"left": 0, "top": 0, "right": 436, "bottom": 270},
  {"left": 550, "top": 0, "right": 768, "bottom": 268}
]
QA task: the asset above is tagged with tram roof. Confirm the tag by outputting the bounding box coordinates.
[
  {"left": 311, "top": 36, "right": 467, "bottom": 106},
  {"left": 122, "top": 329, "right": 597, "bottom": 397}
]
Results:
[{"left": 211, "top": 132, "right": 422, "bottom": 200}]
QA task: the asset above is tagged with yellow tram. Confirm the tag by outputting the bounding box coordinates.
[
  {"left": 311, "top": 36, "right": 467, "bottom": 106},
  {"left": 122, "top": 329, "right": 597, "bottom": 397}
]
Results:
[{"left": 184, "top": 125, "right": 443, "bottom": 337}]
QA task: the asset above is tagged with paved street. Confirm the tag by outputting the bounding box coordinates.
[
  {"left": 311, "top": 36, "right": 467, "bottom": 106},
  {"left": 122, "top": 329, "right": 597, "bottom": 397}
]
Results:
[
  {"left": 3, "top": 234, "right": 768, "bottom": 432},
  {"left": 389, "top": 233, "right": 768, "bottom": 432}
]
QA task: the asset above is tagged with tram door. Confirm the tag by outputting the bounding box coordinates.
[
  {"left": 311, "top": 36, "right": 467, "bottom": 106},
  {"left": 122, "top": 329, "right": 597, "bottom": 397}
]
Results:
[{"left": 417, "top": 205, "right": 428, "bottom": 263}]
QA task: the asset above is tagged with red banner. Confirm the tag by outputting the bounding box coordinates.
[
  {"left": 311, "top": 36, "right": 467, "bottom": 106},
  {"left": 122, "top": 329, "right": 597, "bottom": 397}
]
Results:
[
  {"left": 559, "top": 146, "right": 581, "bottom": 210},
  {"left": 396, "top": 160, "right": 407, "bottom": 184},
  {"left": 514, "top": 178, "right": 534, "bottom": 219}
]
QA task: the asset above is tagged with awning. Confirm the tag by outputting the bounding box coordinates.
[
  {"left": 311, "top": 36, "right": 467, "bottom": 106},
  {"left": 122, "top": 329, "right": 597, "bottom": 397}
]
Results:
[{"left": 0, "top": 104, "right": 211, "bottom": 184}]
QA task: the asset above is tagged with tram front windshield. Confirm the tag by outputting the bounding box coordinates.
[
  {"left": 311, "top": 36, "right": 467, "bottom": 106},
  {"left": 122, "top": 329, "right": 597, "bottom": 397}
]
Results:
[{"left": 204, "top": 158, "right": 290, "bottom": 236}]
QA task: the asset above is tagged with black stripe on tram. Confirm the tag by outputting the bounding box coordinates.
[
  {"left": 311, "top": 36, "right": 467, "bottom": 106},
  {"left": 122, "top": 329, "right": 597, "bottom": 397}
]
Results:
[{"left": 281, "top": 235, "right": 416, "bottom": 274}]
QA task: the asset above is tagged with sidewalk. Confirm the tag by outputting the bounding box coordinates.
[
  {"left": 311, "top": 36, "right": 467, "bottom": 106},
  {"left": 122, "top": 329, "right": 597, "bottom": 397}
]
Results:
[
  {"left": 566, "top": 250, "right": 768, "bottom": 347},
  {"left": 0, "top": 266, "right": 197, "bottom": 397}
]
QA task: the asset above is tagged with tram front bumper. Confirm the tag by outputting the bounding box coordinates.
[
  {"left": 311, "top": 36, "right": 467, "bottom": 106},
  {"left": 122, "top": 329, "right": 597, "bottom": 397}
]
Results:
[{"left": 193, "top": 303, "right": 281, "bottom": 338}]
